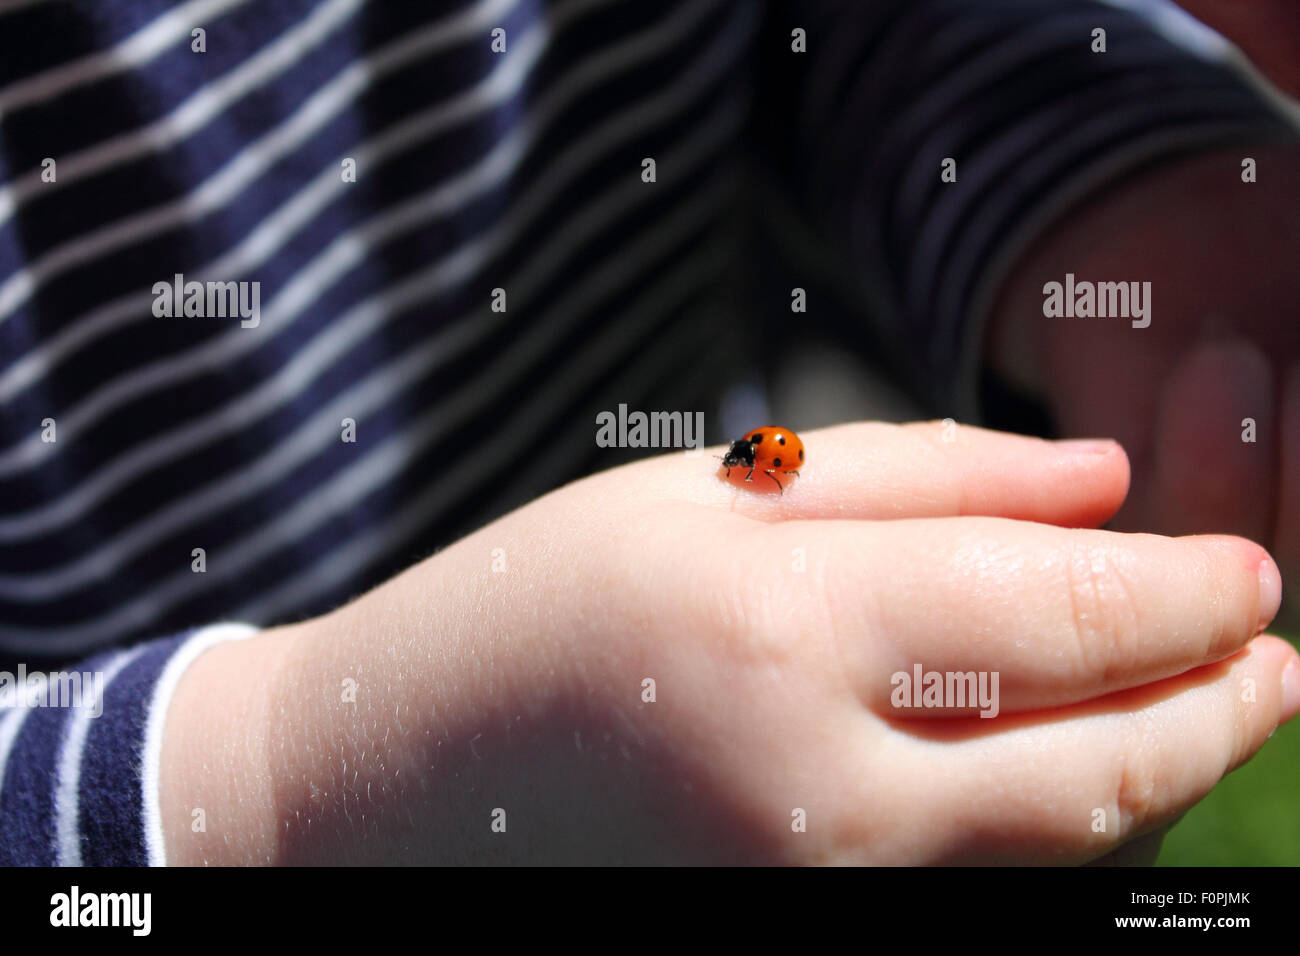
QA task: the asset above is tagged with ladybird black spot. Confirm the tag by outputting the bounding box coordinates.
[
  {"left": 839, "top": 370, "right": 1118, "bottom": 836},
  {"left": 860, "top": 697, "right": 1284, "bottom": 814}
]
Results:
[
  {"left": 777, "top": 434, "right": 785, "bottom": 445},
  {"left": 799, "top": 448, "right": 804, "bottom": 461},
  {"left": 751, "top": 433, "right": 762, "bottom": 444},
  {"left": 773, "top": 457, "right": 782, "bottom": 468}
]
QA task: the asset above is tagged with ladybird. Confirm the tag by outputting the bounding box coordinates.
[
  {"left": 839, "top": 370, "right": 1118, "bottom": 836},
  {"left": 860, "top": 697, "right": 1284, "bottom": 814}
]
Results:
[{"left": 721, "top": 426, "right": 804, "bottom": 494}]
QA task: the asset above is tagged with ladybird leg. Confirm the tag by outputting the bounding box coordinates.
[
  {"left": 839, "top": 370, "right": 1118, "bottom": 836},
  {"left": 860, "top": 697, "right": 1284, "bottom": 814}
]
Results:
[
  {"left": 766, "top": 470, "right": 784, "bottom": 494},
  {"left": 786, "top": 470, "right": 800, "bottom": 477},
  {"left": 744, "top": 468, "right": 754, "bottom": 482}
]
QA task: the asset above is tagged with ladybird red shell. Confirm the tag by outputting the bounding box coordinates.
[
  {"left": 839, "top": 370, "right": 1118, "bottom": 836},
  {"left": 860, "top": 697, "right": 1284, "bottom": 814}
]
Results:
[{"left": 721, "top": 426, "right": 804, "bottom": 494}]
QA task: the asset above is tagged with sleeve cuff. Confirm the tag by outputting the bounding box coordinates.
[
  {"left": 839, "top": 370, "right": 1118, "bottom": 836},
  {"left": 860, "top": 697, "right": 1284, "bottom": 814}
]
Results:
[
  {"left": 787, "top": 0, "right": 1300, "bottom": 420},
  {"left": 0, "top": 622, "right": 258, "bottom": 866}
]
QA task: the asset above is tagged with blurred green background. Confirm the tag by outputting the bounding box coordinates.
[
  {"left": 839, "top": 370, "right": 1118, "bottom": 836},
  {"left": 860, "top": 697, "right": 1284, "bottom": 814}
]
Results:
[{"left": 1158, "top": 633, "right": 1300, "bottom": 866}]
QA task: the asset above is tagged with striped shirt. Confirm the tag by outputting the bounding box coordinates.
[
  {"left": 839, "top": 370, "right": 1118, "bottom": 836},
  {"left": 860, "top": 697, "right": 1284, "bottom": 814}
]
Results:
[{"left": 0, "top": 0, "right": 1294, "bottom": 865}]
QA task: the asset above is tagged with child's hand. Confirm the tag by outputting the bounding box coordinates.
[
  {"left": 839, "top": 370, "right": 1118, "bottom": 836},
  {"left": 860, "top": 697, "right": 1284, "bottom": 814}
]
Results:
[{"left": 159, "top": 422, "right": 1298, "bottom": 864}]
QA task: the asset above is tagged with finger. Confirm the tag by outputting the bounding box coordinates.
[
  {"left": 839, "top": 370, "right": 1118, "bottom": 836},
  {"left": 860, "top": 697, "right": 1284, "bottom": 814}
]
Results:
[
  {"left": 1272, "top": 362, "right": 1300, "bottom": 631},
  {"left": 675, "top": 420, "right": 1130, "bottom": 525},
  {"left": 908, "top": 635, "right": 1300, "bottom": 865},
  {"left": 802, "top": 517, "right": 1281, "bottom": 715},
  {"left": 1146, "top": 340, "right": 1276, "bottom": 543}
]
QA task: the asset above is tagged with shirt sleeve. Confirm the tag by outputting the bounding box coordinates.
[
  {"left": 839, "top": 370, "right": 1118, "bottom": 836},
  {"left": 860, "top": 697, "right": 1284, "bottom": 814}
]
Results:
[
  {"left": 757, "top": 0, "right": 1300, "bottom": 418},
  {"left": 0, "top": 622, "right": 257, "bottom": 866}
]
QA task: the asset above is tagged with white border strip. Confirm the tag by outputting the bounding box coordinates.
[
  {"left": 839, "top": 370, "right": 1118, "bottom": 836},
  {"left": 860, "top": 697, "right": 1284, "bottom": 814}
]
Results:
[{"left": 141, "top": 621, "right": 258, "bottom": 867}]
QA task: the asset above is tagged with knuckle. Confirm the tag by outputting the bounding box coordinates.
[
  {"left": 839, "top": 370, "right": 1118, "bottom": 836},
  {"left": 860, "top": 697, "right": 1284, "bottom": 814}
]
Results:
[
  {"left": 901, "top": 420, "right": 957, "bottom": 471},
  {"left": 903, "top": 419, "right": 954, "bottom": 446},
  {"left": 708, "top": 525, "right": 839, "bottom": 673},
  {"left": 1111, "top": 726, "right": 1162, "bottom": 837},
  {"left": 900, "top": 420, "right": 969, "bottom": 514},
  {"left": 1062, "top": 542, "right": 1141, "bottom": 684},
  {"left": 685, "top": 540, "right": 754, "bottom": 646},
  {"left": 1223, "top": 675, "right": 1256, "bottom": 773}
]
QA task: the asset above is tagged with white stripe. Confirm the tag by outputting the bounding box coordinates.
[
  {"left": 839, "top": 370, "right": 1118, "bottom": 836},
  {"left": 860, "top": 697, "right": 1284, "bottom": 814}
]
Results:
[
  {"left": 0, "top": 104, "right": 740, "bottom": 650},
  {"left": 0, "top": 0, "right": 574, "bottom": 447},
  {"left": 1096, "top": 2, "right": 1300, "bottom": 126},
  {"left": 0, "top": 0, "right": 362, "bottom": 226},
  {"left": 142, "top": 622, "right": 258, "bottom": 867},
  {"left": 0, "top": 0, "right": 517, "bottom": 316},
  {"left": 1095, "top": 0, "right": 1232, "bottom": 61},
  {"left": 0, "top": 0, "right": 253, "bottom": 116},
  {"left": 0, "top": 705, "right": 31, "bottom": 797},
  {"left": 0, "top": 0, "right": 540, "bottom": 407},
  {"left": 0, "top": 0, "right": 723, "bottom": 509},
  {"left": 53, "top": 645, "right": 145, "bottom": 866},
  {"left": 238, "top": 244, "right": 726, "bottom": 626},
  {"left": 0, "top": 21, "right": 733, "bottom": 600}
]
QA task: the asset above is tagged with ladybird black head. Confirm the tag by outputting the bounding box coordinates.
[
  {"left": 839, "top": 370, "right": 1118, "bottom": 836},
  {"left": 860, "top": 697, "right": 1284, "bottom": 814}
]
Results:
[{"left": 722, "top": 438, "right": 756, "bottom": 468}]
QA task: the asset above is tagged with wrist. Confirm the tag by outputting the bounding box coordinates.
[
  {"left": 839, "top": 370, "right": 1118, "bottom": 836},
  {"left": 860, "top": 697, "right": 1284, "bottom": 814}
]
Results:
[
  {"left": 158, "top": 489, "right": 641, "bottom": 864},
  {"left": 258, "top": 513, "right": 606, "bottom": 863},
  {"left": 157, "top": 624, "right": 299, "bottom": 865}
]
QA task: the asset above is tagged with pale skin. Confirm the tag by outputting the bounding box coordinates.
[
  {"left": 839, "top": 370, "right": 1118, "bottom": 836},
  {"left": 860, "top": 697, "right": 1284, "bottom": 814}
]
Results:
[
  {"left": 160, "top": 422, "right": 1300, "bottom": 865},
  {"left": 988, "top": 0, "right": 1300, "bottom": 627}
]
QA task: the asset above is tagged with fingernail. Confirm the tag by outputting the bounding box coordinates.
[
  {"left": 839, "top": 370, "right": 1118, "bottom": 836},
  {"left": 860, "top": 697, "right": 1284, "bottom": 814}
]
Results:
[
  {"left": 1280, "top": 656, "right": 1300, "bottom": 725},
  {"left": 1258, "top": 558, "right": 1283, "bottom": 632},
  {"left": 1055, "top": 439, "right": 1116, "bottom": 455}
]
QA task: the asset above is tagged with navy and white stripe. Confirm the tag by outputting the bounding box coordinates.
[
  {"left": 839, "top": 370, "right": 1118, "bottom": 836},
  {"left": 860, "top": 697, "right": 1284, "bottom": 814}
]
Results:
[
  {"left": 0, "top": 622, "right": 255, "bottom": 866},
  {"left": 0, "top": 0, "right": 1293, "bottom": 864},
  {"left": 760, "top": 0, "right": 1298, "bottom": 411}
]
